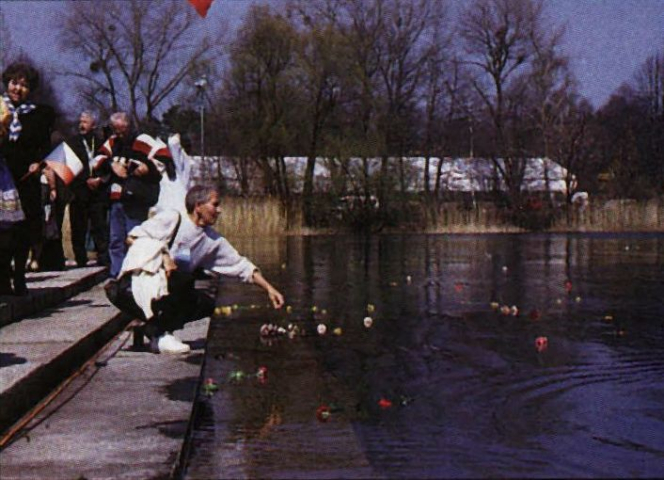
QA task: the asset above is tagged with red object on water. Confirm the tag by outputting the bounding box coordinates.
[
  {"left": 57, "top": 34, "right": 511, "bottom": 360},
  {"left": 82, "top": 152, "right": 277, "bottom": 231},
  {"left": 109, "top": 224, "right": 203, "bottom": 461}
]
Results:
[
  {"left": 204, "top": 377, "right": 215, "bottom": 385},
  {"left": 257, "top": 366, "right": 268, "bottom": 384},
  {"left": 316, "top": 405, "right": 331, "bottom": 422},
  {"left": 529, "top": 309, "right": 541, "bottom": 321},
  {"left": 454, "top": 283, "right": 464, "bottom": 293},
  {"left": 378, "top": 398, "right": 393, "bottom": 409},
  {"left": 535, "top": 336, "right": 548, "bottom": 352},
  {"left": 564, "top": 280, "right": 573, "bottom": 293}
]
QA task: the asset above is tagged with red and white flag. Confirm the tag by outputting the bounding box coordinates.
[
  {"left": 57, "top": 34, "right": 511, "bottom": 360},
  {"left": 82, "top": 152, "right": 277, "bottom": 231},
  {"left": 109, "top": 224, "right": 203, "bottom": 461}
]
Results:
[
  {"left": 188, "top": 0, "right": 214, "bottom": 18},
  {"left": 133, "top": 134, "right": 176, "bottom": 179},
  {"left": 44, "top": 142, "right": 84, "bottom": 186}
]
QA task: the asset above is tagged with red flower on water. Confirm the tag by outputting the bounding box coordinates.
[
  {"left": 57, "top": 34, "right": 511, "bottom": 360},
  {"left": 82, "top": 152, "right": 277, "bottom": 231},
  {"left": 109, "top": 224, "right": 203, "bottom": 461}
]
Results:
[
  {"left": 535, "top": 336, "right": 548, "bottom": 353},
  {"left": 316, "top": 405, "right": 331, "bottom": 422},
  {"left": 564, "top": 280, "right": 573, "bottom": 293},
  {"left": 257, "top": 366, "right": 268, "bottom": 384},
  {"left": 378, "top": 398, "right": 393, "bottom": 409},
  {"left": 454, "top": 283, "right": 464, "bottom": 293}
]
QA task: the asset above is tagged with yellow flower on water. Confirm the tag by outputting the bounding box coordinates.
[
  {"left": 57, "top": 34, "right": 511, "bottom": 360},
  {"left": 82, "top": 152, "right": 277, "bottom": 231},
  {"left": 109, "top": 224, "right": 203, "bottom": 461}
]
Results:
[
  {"left": 215, "top": 305, "right": 233, "bottom": 317},
  {"left": 333, "top": 327, "right": 343, "bottom": 336},
  {"left": 367, "top": 304, "right": 375, "bottom": 313},
  {"left": 286, "top": 305, "right": 293, "bottom": 314}
]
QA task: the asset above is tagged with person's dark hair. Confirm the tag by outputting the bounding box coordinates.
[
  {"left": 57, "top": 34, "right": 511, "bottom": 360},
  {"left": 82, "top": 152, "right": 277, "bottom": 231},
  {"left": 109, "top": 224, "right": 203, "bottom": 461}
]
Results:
[
  {"left": 185, "top": 185, "right": 218, "bottom": 214},
  {"left": 2, "top": 62, "right": 40, "bottom": 91}
]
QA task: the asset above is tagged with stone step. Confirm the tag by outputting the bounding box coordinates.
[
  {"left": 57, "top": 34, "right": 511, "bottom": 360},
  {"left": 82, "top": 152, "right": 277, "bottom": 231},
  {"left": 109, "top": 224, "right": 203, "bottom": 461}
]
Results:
[
  {"left": 0, "top": 267, "right": 109, "bottom": 328},
  {"left": 0, "top": 283, "right": 128, "bottom": 434}
]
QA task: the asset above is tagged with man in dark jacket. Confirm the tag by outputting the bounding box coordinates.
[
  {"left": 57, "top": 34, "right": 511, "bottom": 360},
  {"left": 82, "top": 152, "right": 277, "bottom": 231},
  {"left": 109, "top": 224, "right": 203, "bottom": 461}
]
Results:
[
  {"left": 67, "top": 111, "right": 109, "bottom": 268},
  {"left": 93, "top": 112, "right": 161, "bottom": 277}
]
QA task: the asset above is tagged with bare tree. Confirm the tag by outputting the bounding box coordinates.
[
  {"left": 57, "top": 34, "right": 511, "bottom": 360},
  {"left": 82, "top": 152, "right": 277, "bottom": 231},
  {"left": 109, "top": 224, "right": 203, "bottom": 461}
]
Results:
[
  {"left": 57, "top": 0, "right": 220, "bottom": 126},
  {"left": 224, "top": 4, "right": 299, "bottom": 201},
  {"left": 634, "top": 49, "right": 664, "bottom": 120},
  {"left": 459, "top": 0, "right": 554, "bottom": 208},
  {"left": 0, "top": 10, "right": 14, "bottom": 75},
  {"left": 289, "top": 0, "right": 345, "bottom": 225}
]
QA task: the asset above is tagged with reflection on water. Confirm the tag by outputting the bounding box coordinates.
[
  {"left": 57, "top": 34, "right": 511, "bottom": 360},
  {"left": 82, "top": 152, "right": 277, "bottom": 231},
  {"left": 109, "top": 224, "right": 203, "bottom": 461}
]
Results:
[{"left": 186, "top": 234, "right": 664, "bottom": 479}]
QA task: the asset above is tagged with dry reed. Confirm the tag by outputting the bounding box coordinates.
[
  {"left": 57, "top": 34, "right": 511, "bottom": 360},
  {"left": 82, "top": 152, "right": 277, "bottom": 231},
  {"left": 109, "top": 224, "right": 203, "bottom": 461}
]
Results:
[{"left": 59, "top": 197, "right": 664, "bottom": 263}]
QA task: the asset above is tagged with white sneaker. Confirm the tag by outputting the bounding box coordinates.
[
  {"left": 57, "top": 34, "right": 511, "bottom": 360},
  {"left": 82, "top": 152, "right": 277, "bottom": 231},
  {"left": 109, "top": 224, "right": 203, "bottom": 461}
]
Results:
[{"left": 157, "top": 333, "right": 191, "bottom": 354}]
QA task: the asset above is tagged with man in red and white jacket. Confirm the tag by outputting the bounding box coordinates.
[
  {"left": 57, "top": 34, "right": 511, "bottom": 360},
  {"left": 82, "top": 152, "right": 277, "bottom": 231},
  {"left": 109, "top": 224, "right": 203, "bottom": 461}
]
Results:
[{"left": 91, "top": 112, "right": 163, "bottom": 277}]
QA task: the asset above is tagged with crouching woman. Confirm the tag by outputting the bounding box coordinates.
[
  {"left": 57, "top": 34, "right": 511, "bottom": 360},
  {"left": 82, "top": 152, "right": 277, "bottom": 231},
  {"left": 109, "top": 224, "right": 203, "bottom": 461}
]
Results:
[{"left": 115, "top": 185, "right": 284, "bottom": 354}]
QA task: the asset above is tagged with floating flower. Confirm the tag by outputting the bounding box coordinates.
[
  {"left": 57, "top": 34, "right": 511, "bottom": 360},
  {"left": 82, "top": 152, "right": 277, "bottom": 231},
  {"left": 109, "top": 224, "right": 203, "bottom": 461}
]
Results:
[
  {"left": 454, "top": 283, "right": 464, "bottom": 293},
  {"left": 575, "top": 296, "right": 582, "bottom": 303},
  {"left": 321, "top": 309, "right": 327, "bottom": 315},
  {"left": 389, "top": 281, "right": 398, "bottom": 287},
  {"left": 603, "top": 315, "right": 614, "bottom": 322},
  {"left": 367, "top": 304, "right": 375, "bottom": 313},
  {"left": 510, "top": 305, "right": 519, "bottom": 316},
  {"left": 333, "top": 327, "right": 343, "bottom": 336},
  {"left": 378, "top": 398, "right": 393, "bottom": 409},
  {"left": 363, "top": 316, "right": 373, "bottom": 328},
  {"left": 500, "top": 305, "right": 511, "bottom": 316},
  {"left": 215, "top": 305, "right": 232, "bottom": 317},
  {"left": 399, "top": 395, "right": 414, "bottom": 406},
  {"left": 286, "top": 305, "right": 293, "bottom": 314},
  {"left": 534, "top": 336, "right": 548, "bottom": 353},
  {"left": 564, "top": 280, "right": 573, "bottom": 293},
  {"left": 317, "top": 324, "right": 327, "bottom": 335},
  {"left": 259, "top": 324, "right": 271, "bottom": 336},
  {"left": 502, "top": 266, "right": 508, "bottom": 273},
  {"left": 202, "top": 377, "right": 219, "bottom": 396},
  {"left": 406, "top": 275, "right": 412, "bottom": 284},
  {"left": 311, "top": 305, "right": 318, "bottom": 313},
  {"left": 490, "top": 302, "right": 500, "bottom": 310},
  {"left": 256, "top": 366, "right": 268, "bottom": 384},
  {"left": 228, "top": 370, "right": 245, "bottom": 383},
  {"left": 316, "top": 405, "right": 331, "bottom": 422},
  {"left": 281, "top": 263, "right": 287, "bottom": 269},
  {"left": 555, "top": 298, "right": 563, "bottom": 305}
]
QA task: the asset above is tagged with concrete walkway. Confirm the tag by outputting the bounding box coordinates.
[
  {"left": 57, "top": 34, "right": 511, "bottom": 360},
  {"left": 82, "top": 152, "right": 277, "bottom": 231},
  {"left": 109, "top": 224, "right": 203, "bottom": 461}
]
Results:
[
  {"left": 0, "top": 267, "right": 109, "bottom": 328},
  {"left": 0, "top": 318, "right": 209, "bottom": 480},
  {"left": 0, "top": 268, "right": 212, "bottom": 479}
]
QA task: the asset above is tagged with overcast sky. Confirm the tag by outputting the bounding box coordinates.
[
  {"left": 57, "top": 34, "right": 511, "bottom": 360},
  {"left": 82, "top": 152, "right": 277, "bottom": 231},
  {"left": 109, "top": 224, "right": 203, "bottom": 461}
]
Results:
[{"left": 1, "top": 0, "right": 663, "bottom": 112}]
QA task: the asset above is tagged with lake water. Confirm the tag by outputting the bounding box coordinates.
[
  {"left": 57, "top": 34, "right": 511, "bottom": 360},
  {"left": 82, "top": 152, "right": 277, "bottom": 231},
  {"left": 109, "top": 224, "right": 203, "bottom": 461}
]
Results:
[{"left": 185, "top": 234, "right": 664, "bottom": 479}]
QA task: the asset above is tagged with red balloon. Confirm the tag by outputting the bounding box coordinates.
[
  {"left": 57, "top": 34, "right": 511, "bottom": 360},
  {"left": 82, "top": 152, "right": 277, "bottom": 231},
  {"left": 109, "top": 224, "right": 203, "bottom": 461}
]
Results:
[{"left": 188, "top": 0, "right": 213, "bottom": 18}]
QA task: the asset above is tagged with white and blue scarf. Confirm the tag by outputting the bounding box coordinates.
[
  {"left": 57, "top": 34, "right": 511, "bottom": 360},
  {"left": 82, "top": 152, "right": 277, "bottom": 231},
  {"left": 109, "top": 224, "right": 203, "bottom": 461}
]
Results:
[{"left": 2, "top": 94, "right": 36, "bottom": 142}]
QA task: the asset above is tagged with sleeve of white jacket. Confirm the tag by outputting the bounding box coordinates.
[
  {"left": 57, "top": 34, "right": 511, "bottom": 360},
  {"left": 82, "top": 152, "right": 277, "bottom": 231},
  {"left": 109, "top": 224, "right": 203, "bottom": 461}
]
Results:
[
  {"left": 205, "top": 230, "right": 257, "bottom": 283},
  {"left": 128, "top": 209, "right": 180, "bottom": 244}
]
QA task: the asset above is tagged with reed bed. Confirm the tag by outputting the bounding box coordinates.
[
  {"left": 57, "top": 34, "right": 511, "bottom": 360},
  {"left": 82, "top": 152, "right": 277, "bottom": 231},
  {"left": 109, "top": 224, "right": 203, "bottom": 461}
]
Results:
[{"left": 59, "top": 197, "right": 664, "bottom": 263}]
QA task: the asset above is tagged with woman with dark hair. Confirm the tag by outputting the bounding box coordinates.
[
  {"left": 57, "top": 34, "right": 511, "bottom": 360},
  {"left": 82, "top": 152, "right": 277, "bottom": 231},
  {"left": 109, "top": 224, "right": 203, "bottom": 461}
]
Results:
[{"left": 0, "top": 61, "right": 55, "bottom": 295}]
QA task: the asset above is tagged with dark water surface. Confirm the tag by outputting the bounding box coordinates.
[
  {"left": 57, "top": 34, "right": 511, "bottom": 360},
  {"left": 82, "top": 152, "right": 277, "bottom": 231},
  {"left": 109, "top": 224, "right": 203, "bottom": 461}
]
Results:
[{"left": 186, "top": 234, "right": 664, "bottom": 479}]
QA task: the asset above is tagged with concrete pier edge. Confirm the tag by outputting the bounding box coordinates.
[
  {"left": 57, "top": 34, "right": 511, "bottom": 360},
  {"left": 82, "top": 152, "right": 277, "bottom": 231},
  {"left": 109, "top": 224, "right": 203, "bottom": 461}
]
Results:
[{"left": 0, "top": 311, "right": 132, "bottom": 435}]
